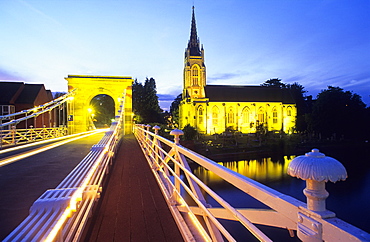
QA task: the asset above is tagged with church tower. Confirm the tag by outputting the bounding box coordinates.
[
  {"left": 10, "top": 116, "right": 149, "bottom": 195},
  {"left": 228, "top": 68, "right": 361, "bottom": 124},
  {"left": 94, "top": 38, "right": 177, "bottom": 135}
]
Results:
[{"left": 183, "top": 6, "right": 206, "bottom": 100}]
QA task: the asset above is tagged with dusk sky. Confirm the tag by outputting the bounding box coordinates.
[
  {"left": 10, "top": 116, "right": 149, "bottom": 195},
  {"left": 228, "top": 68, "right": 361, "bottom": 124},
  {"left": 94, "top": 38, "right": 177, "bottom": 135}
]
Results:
[{"left": 1, "top": 0, "right": 369, "bottom": 110}]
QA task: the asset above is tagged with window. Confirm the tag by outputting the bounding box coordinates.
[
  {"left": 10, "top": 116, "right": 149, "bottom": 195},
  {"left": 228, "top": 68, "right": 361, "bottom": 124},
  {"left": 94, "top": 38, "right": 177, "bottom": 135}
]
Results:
[
  {"left": 287, "top": 107, "right": 292, "bottom": 116},
  {"left": 258, "top": 108, "right": 264, "bottom": 123},
  {"left": 0, "top": 105, "right": 15, "bottom": 116},
  {"left": 242, "top": 107, "right": 249, "bottom": 124},
  {"left": 198, "top": 106, "right": 204, "bottom": 124},
  {"left": 273, "top": 107, "right": 278, "bottom": 124},
  {"left": 192, "top": 65, "right": 200, "bottom": 86},
  {"left": 212, "top": 106, "right": 219, "bottom": 125},
  {"left": 227, "top": 107, "right": 234, "bottom": 124}
]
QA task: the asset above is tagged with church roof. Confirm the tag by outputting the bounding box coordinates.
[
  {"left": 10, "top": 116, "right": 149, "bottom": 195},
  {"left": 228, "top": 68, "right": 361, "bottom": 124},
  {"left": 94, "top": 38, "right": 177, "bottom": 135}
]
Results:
[
  {"left": 205, "top": 85, "right": 296, "bottom": 104},
  {"left": 187, "top": 6, "right": 201, "bottom": 56}
]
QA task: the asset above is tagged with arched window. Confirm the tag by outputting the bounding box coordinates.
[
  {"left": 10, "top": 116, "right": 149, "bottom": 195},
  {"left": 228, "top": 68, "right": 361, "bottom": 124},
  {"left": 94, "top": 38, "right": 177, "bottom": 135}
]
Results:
[
  {"left": 227, "top": 107, "right": 234, "bottom": 124},
  {"left": 272, "top": 107, "right": 278, "bottom": 124},
  {"left": 212, "top": 106, "right": 219, "bottom": 125},
  {"left": 242, "top": 107, "right": 249, "bottom": 124},
  {"left": 287, "top": 107, "right": 292, "bottom": 116},
  {"left": 258, "top": 108, "right": 264, "bottom": 123},
  {"left": 198, "top": 106, "right": 204, "bottom": 124},
  {"left": 192, "top": 65, "right": 200, "bottom": 86}
]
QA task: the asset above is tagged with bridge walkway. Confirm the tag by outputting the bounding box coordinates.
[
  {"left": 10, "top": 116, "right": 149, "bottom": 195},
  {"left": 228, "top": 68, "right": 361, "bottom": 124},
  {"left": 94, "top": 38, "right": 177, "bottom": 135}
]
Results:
[{"left": 83, "top": 134, "right": 184, "bottom": 242}]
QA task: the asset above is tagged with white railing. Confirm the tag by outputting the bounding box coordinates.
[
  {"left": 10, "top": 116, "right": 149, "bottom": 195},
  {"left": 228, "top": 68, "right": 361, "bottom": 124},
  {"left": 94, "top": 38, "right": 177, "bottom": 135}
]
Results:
[
  {"left": 0, "top": 126, "right": 68, "bottom": 148},
  {"left": 4, "top": 92, "right": 126, "bottom": 242},
  {"left": 134, "top": 124, "right": 370, "bottom": 242}
]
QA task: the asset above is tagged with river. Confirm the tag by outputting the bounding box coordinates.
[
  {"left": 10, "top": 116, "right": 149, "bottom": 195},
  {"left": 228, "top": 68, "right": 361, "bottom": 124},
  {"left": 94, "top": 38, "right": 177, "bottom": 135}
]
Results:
[{"left": 191, "top": 143, "right": 370, "bottom": 241}]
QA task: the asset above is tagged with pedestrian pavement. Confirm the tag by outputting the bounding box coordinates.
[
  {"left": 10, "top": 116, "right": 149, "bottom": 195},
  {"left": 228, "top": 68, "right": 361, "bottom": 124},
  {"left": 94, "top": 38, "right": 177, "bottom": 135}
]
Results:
[{"left": 83, "top": 134, "right": 184, "bottom": 242}]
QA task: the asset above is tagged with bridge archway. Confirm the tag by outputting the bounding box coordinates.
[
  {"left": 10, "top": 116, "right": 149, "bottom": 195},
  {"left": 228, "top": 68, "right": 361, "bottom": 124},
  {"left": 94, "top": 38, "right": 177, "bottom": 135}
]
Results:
[{"left": 65, "top": 75, "right": 133, "bottom": 134}]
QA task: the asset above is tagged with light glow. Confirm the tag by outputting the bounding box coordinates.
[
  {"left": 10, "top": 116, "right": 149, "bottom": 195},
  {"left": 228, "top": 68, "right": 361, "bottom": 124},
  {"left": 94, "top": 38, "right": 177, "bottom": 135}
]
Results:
[{"left": 0, "top": 129, "right": 107, "bottom": 167}]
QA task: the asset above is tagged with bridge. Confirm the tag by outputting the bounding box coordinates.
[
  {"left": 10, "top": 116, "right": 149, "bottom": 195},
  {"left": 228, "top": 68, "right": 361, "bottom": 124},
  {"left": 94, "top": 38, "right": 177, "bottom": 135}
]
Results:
[{"left": 1, "top": 80, "right": 369, "bottom": 241}]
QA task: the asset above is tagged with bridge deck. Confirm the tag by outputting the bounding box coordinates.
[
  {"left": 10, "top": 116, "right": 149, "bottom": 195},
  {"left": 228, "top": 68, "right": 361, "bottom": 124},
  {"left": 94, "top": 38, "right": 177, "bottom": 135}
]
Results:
[{"left": 83, "top": 134, "right": 184, "bottom": 242}]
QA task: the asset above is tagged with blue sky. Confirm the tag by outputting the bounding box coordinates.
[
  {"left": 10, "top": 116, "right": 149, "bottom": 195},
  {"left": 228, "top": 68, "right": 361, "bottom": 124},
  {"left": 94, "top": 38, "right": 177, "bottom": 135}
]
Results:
[{"left": 1, "top": 0, "right": 369, "bottom": 110}]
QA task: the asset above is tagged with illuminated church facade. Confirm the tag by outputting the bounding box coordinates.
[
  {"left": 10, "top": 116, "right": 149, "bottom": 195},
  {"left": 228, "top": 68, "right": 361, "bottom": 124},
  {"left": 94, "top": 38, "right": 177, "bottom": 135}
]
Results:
[{"left": 179, "top": 8, "right": 297, "bottom": 135}]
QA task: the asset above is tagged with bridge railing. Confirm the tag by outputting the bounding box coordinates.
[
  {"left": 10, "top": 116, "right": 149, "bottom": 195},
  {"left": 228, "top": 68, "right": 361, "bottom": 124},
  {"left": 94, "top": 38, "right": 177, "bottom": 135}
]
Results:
[
  {"left": 4, "top": 92, "right": 126, "bottom": 242},
  {"left": 0, "top": 90, "right": 75, "bottom": 129},
  {"left": 134, "top": 124, "right": 370, "bottom": 242},
  {"left": 0, "top": 126, "right": 68, "bottom": 148}
]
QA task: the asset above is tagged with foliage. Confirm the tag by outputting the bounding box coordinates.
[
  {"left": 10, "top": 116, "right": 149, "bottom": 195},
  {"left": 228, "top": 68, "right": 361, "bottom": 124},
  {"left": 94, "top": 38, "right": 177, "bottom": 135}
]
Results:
[
  {"left": 53, "top": 92, "right": 67, "bottom": 99},
  {"left": 132, "top": 77, "right": 163, "bottom": 124},
  {"left": 170, "top": 93, "right": 182, "bottom": 127},
  {"left": 183, "top": 124, "right": 198, "bottom": 141},
  {"left": 261, "top": 78, "right": 286, "bottom": 88},
  {"left": 307, "top": 86, "right": 368, "bottom": 140},
  {"left": 286, "top": 82, "right": 309, "bottom": 132},
  {"left": 262, "top": 79, "right": 309, "bottom": 132}
]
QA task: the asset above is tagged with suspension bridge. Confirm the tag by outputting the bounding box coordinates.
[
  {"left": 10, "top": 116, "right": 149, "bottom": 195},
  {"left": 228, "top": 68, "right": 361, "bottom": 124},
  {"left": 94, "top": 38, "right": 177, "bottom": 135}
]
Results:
[{"left": 1, "top": 80, "right": 369, "bottom": 241}]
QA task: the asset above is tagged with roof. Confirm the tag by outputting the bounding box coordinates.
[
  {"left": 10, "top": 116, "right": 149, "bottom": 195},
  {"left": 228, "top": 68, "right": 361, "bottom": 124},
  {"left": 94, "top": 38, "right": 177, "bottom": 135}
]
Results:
[
  {"left": 0, "top": 82, "right": 24, "bottom": 104},
  {"left": 15, "top": 84, "right": 44, "bottom": 104},
  {"left": 205, "top": 85, "right": 296, "bottom": 104}
]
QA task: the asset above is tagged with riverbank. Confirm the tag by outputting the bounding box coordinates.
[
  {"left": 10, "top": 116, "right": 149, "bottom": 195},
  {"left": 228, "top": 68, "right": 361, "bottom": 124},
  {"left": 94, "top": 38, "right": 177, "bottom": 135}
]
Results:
[{"left": 183, "top": 133, "right": 370, "bottom": 163}]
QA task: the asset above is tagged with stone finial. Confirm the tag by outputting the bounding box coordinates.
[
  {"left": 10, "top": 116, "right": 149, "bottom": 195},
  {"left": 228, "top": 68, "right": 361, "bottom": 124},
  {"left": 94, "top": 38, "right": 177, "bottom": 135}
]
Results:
[
  {"left": 287, "top": 149, "right": 347, "bottom": 182},
  {"left": 288, "top": 148, "right": 347, "bottom": 213},
  {"left": 153, "top": 125, "right": 161, "bottom": 135},
  {"left": 170, "top": 129, "right": 184, "bottom": 145}
]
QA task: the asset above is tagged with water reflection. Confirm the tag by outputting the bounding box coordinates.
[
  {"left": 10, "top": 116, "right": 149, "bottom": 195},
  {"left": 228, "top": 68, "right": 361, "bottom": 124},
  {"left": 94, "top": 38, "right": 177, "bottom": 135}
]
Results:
[
  {"left": 191, "top": 151, "right": 370, "bottom": 236},
  {"left": 191, "top": 155, "right": 302, "bottom": 241},
  {"left": 194, "top": 155, "right": 295, "bottom": 184}
]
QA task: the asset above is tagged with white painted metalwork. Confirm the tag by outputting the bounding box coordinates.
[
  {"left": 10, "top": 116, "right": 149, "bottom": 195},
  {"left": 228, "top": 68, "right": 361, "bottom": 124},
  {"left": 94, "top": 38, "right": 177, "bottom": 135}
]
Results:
[
  {"left": 134, "top": 125, "right": 370, "bottom": 242},
  {"left": 4, "top": 90, "right": 127, "bottom": 242},
  {"left": 0, "top": 126, "right": 68, "bottom": 148},
  {"left": 288, "top": 149, "right": 350, "bottom": 241},
  {"left": 0, "top": 90, "right": 75, "bottom": 128},
  {"left": 288, "top": 149, "right": 347, "bottom": 182}
]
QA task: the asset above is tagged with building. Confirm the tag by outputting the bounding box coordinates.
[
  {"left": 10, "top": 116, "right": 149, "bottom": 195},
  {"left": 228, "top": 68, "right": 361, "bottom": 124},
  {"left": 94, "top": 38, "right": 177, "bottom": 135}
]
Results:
[
  {"left": 0, "top": 81, "right": 54, "bottom": 129},
  {"left": 179, "top": 7, "right": 297, "bottom": 135}
]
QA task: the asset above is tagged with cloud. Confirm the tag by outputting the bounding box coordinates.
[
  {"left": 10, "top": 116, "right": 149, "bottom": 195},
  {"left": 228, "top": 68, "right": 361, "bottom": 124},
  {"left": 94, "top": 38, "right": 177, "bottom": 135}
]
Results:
[
  {"left": 208, "top": 73, "right": 242, "bottom": 82},
  {"left": 157, "top": 93, "right": 177, "bottom": 101},
  {"left": 18, "top": 0, "right": 62, "bottom": 26},
  {"left": 0, "top": 68, "right": 24, "bottom": 81}
]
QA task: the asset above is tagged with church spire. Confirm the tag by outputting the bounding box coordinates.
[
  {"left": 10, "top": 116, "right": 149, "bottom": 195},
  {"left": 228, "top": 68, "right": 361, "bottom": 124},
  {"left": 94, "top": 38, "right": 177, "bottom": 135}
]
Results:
[{"left": 187, "top": 6, "right": 201, "bottom": 56}]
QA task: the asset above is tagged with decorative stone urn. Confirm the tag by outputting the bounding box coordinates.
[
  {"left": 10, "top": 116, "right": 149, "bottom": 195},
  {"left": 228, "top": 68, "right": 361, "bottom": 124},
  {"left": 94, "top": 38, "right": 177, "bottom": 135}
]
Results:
[{"left": 287, "top": 149, "right": 347, "bottom": 213}]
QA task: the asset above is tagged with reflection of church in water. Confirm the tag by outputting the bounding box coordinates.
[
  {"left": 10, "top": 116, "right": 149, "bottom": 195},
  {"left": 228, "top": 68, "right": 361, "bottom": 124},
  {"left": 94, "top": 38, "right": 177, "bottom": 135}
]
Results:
[{"left": 179, "top": 7, "right": 297, "bottom": 134}]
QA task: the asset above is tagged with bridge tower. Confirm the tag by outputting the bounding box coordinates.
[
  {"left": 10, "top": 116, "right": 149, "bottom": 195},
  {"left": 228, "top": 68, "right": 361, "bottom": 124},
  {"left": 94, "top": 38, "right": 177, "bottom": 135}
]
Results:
[{"left": 65, "top": 75, "right": 133, "bottom": 134}]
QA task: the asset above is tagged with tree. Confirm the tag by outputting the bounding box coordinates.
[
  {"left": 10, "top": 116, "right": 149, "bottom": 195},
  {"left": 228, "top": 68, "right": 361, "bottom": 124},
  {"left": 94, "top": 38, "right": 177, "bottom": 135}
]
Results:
[
  {"left": 170, "top": 94, "right": 182, "bottom": 127},
  {"left": 286, "top": 82, "right": 308, "bottom": 132},
  {"left": 262, "top": 79, "right": 310, "bottom": 132},
  {"left": 132, "top": 77, "right": 163, "bottom": 124},
  {"left": 308, "top": 86, "right": 367, "bottom": 140},
  {"left": 261, "top": 78, "right": 286, "bottom": 88},
  {"left": 53, "top": 92, "right": 67, "bottom": 99}
]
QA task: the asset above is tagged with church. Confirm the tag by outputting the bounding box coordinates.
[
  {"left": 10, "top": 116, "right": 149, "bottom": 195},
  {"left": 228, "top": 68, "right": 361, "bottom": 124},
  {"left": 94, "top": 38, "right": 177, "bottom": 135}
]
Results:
[{"left": 179, "top": 7, "right": 297, "bottom": 135}]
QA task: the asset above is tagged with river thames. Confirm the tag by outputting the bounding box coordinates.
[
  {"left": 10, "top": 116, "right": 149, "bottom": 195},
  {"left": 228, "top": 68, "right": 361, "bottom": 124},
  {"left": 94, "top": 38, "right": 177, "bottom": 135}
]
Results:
[{"left": 191, "top": 143, "right": 370, "bottom": 241}]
